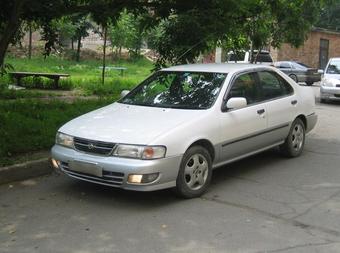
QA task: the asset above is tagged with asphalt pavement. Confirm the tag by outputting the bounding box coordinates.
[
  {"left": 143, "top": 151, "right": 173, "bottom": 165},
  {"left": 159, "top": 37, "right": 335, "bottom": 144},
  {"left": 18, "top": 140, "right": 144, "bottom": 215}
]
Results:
[{"left": 1, "top": 85, "right": 340, "bottom": 253}]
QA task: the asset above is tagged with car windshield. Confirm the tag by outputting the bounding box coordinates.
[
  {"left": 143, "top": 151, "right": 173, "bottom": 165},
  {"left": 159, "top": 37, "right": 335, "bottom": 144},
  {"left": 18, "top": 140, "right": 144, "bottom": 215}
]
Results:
[
  {"left": 120, "top": 71, "right": 227, "bottom": 109},
  {"left": 326, "top": 60, "right": 340, "bottom": 74}
]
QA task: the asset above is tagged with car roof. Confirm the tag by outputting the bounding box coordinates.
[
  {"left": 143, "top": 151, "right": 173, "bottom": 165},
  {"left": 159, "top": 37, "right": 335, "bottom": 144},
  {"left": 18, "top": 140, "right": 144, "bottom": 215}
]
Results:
[
  {"left": 163, "top": 63, "right": 272, "bottom": 74},
  {"left": 329, "top": 57, "right": 340, "bottom": 61}
]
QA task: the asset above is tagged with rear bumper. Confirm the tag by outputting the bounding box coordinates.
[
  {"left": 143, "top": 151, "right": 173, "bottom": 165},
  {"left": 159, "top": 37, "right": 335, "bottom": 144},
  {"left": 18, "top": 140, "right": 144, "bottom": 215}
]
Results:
[
  {"left": 51, "top": 145, "right": 182, "bottom": 191},
  {"left": 305, "top": 76, "right": 321, "bottom": 83},
  {"left": 306, "top": 113, "right": 317, "bottom": 133}
]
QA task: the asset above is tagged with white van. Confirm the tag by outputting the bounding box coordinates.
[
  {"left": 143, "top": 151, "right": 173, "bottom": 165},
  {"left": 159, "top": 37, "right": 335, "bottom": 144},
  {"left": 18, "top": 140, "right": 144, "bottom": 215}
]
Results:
[{"left": 226, "top": 50, "right": 273, "bottom": 64}]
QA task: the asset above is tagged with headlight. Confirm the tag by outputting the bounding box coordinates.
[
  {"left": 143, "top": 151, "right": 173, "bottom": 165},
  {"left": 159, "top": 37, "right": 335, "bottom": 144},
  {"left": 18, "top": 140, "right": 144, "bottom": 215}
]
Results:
[
  {"left": 56, "top": 132, "right": 74, "bottom": 148},
  {"left": 113, "top": 144, "right": 166, "bottom": 159}
]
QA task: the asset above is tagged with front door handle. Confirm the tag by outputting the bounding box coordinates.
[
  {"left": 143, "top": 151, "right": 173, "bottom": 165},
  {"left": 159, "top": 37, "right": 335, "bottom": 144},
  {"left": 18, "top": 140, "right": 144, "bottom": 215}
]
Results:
[
  {"left": 291, "top": 100, "right": 297, "bottom": 105},
  {"left": 257, "top": 109, "right": 265, "bottom": 115}
]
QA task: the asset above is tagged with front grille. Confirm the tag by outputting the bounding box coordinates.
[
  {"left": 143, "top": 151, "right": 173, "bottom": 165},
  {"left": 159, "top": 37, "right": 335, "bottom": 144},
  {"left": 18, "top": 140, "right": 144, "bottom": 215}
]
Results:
[
  {"left": 334, "top": 94, "right": 340, "bottom": 98},
  {"left": 74, "top": 137, "right": 115, "bottom": 156},
  {"left": 336, "top": 84, "right": 340, "bottom": 88},
  {"left": 59, "top": 162, "right": 124, "bottom": 186}
]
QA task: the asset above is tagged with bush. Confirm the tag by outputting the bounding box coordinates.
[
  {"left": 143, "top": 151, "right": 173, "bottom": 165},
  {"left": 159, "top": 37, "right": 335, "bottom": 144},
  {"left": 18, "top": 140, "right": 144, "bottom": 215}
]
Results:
[{"left": 0, "top": 98, "right": 112, "bottom": 166}]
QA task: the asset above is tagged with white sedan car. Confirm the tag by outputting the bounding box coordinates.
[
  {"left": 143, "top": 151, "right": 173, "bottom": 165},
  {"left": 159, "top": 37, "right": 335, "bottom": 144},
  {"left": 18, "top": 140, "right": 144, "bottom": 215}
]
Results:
[
  {"left": 320, "top": 57, "right": 340, "bottom": 102},
  {"left": 51, "top": 64, "right": 317, "bottom": 198}
]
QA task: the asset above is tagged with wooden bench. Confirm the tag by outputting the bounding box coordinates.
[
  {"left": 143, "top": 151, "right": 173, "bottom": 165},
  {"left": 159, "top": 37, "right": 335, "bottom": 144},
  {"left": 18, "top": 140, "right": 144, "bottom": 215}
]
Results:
[
  {"left": 9, "top": 72, "right": 70, "bottom": 89},
  {"left": 99, "top": 66, "right": 127, "bottom": 76}
]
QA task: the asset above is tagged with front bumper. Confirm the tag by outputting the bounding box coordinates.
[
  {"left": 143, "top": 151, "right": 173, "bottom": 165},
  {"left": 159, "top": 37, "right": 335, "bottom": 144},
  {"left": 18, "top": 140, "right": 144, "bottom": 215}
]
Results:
[
  {"left": 51, "top": 145, "right": 182, "bottom": 191},
  {"left": 320, "top": 86, "right": 340, "bottom": 101}
]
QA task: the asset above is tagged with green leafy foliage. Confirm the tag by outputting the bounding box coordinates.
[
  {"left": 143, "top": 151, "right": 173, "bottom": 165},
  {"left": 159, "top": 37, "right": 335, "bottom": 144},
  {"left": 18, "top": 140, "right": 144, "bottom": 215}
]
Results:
[
  {"left": 0, "top": 98, "right": 112, "bottom": 166},
  {"left": 317, "top": 0, "right": 340, "bottom": 31},
  {"left": 108, "top": 10, "right": 145, "bottom": 59}
]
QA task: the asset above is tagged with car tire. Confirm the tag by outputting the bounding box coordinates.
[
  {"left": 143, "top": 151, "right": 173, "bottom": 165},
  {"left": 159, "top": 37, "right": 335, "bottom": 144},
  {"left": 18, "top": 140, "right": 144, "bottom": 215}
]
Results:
[
  {"left": 174, "top": 146, "right": 212, "bottom": 198},
  {"left": 320, "top": 98, "right": 327, "bottom": 103},
  {"left": 289, "top": 74, "right": 298, "bottom": 83},
  {"left": 306, "top": 82, "right": 313, "bottom": 86},
  {"left": 280, "top": 118, "right": 305, "bottom": 158}
]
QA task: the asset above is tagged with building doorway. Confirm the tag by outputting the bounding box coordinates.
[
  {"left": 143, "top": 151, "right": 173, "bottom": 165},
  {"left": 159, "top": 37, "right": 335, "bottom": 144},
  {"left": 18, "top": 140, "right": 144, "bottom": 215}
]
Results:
[{"left": 319, "top": 39, "right": 329, "bottom": 69}]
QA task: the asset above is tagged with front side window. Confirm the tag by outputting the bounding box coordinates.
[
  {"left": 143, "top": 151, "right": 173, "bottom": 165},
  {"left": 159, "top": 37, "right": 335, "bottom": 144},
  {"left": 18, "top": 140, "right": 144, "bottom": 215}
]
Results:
[
  {"left": 227, "top": 73, "right": 260, "bottom": 105},
  {"left": 120, "top": 71, "right": 227, "bottom": 109},
  {"left": 326, "top": 60, "right": 340, "bottom": 74},
  {"left": 258, "top": 71, "right": 293, "bottom": 100}
]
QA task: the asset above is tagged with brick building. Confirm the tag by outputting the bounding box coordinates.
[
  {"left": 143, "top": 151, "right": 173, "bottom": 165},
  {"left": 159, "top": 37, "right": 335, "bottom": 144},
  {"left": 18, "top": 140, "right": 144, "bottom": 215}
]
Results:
[{"left": 271, "top": 27, "right": 340, "bottom": 69}]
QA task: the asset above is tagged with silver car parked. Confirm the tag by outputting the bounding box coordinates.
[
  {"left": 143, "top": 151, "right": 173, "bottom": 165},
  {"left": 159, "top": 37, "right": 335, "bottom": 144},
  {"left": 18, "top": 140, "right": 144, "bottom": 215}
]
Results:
[{"left": 320, "top": 58, "right": 340, "bottom": 102}]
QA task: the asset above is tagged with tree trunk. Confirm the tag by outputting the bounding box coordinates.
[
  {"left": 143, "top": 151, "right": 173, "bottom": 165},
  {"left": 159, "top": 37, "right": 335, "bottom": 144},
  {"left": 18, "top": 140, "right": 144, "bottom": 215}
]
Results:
[
  {"left": 102, "top": 26, "right": 107, "bottom": 84},
  {"left": 28, "top": 23, "right": 32, "bottom": 59},
  {"left": 0, "top": 0, "right": 25, "bottom": 70},
  {"left": 76, "top": 35, "right": 81, "bottom": 62},
  {"left": 71, "top": 38, "right": 74, "bottom": 50}
]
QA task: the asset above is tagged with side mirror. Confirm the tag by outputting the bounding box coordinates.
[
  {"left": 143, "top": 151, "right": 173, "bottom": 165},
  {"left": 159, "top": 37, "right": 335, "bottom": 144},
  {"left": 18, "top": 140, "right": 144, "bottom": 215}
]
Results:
[
  {"left": 224, "top": 97, "right": 247, "bottom": 111},
  {"left": 120, "top": 90, "right": 130, "bottom": 98},
  {"left": 318, "top": 69, "right": 324, "bottom": 74}
]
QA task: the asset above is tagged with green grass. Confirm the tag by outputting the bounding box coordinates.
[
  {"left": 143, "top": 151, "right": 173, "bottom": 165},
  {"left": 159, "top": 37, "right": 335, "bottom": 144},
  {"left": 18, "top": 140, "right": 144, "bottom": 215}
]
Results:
[
  {"left": 0, "top": 55, "right": 153, "bottom": 166},
  {"left": 0, "top": 98, "right": 112, "bottom": 166},
  {"left": 1, "top": 55, "right": 154, "bottom": 97}
]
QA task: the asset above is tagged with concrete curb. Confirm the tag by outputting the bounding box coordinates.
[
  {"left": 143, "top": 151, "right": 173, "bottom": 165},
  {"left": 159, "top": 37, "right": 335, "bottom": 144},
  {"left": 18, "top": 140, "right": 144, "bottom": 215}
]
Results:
[{"left": 0, "top": 158, "right": 53, "bottom": 185}]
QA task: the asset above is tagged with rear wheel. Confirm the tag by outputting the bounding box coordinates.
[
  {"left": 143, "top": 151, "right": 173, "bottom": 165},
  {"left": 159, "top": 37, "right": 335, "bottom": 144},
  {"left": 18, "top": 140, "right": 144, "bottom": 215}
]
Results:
[
  {"left": 289, "top": 74, "right": 298, "bottom": 83},
  {"left": 175, "top": 146, "right": 212, "bottom": 198},
  {"left": 280, "top": 118, "right": 305, "bottom": 157}
]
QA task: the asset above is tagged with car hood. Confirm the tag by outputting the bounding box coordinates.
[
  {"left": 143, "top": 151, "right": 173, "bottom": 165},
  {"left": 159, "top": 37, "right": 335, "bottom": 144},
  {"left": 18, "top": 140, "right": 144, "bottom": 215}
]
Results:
[
  {"left": 59, "top": 102, "right": 205, "bottom": 144},
  {"left": 324, "top": 73, "right": 340, "bottom": 81}
]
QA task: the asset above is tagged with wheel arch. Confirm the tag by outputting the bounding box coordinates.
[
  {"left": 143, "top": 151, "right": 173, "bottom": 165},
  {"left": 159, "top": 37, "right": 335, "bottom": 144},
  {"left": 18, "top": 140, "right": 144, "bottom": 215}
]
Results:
[
  {"left": 187, "top": 139, "right": 216, "bottom": 162},
  {"left": 296, "top": 114, "right": 307, "bottom": 129}
]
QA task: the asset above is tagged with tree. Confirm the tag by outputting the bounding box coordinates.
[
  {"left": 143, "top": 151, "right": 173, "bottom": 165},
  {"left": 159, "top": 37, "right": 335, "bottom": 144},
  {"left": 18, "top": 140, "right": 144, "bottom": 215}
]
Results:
[
  {"left": 0, "top": 0, "right": 151, "bottom": 72},
  {"left": 108, "top": 10, "right": 147, "bottom": 59},
  {"left": 148, "top": 0, "right": 325, "bottom": 67},
  {"left": 317, "top": 0, "right": 340, "bottom": 31},
  {"left": 0, "top": 0, "right": 327, "bottom": 73},
  {"left": 70, "top": 15, "right": 93, "bottom": 62}
]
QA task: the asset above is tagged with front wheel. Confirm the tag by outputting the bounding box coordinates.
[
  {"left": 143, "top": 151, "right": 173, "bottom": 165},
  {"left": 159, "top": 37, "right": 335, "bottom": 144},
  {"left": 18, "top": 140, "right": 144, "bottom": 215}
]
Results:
[
  {"left": 175, "top": 146, "right": 212, "bottom": 198},
  {"left": 280, "top": 118, "right": 305, "bottom": 157}
]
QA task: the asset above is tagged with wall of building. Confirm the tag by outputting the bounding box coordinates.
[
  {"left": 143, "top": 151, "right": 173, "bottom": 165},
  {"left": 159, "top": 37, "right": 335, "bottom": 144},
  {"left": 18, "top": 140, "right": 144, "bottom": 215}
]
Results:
[{"left": 271, "top": 29, "right": 340, "bottom": 69}]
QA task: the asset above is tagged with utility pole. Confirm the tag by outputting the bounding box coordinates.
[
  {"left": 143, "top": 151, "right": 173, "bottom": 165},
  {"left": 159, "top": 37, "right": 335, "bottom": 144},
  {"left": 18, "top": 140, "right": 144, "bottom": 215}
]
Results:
[
  {"left": 101, "top": 25, "right": 107, "bottom": 85},
  {"left": 28, "top": 23, "right": 32, "bottom": 59}
]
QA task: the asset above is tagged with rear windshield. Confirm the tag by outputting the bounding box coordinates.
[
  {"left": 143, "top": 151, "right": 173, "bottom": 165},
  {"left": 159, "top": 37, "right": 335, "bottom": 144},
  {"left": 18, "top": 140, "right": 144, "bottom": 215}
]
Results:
[
  {"left": 253, "top": 53, "right": 273, "bottom": 63},
  {"left": 228, "top": 52, "right": 246, "bottom": 62}
]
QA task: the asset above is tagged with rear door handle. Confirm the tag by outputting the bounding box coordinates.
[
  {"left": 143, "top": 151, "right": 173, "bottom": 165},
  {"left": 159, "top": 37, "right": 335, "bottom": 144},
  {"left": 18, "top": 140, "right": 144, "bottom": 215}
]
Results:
[
  {"left": 291, "top": 100, "right": 297, "bottom": 105},
  {"left": 257, "top": 109, "right": 265, "bottom": 115}
]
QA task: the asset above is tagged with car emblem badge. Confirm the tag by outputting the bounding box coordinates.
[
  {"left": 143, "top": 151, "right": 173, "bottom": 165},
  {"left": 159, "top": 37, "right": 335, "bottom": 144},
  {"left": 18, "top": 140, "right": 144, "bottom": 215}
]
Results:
[{"left": 88, "top": 143, "right": 95, "bottom": 150}]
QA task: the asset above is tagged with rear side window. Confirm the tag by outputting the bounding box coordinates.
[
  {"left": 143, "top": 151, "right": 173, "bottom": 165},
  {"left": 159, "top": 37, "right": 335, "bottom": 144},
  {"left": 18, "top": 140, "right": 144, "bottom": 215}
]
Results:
[
  {"left": 227, "top": 73, "right": 260, "bottom": 105},
  {"left": 279, "top": 62, "right": 291, "bottom": 69},
  {"left": 257, "top": 71, "right": 293, "bottom": 100}
]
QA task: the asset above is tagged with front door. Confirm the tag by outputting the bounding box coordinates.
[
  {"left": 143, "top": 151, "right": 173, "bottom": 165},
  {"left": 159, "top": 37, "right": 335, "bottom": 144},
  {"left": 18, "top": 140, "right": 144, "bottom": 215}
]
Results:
[{"left": 218, "top": 72, "right": 267, "bottom": 164}]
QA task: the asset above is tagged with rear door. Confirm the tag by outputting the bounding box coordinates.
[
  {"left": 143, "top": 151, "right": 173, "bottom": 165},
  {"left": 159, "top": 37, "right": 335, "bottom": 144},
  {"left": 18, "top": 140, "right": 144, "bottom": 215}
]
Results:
[{"left": 256, "top": 71, "right": 297, "bottom": 144}]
